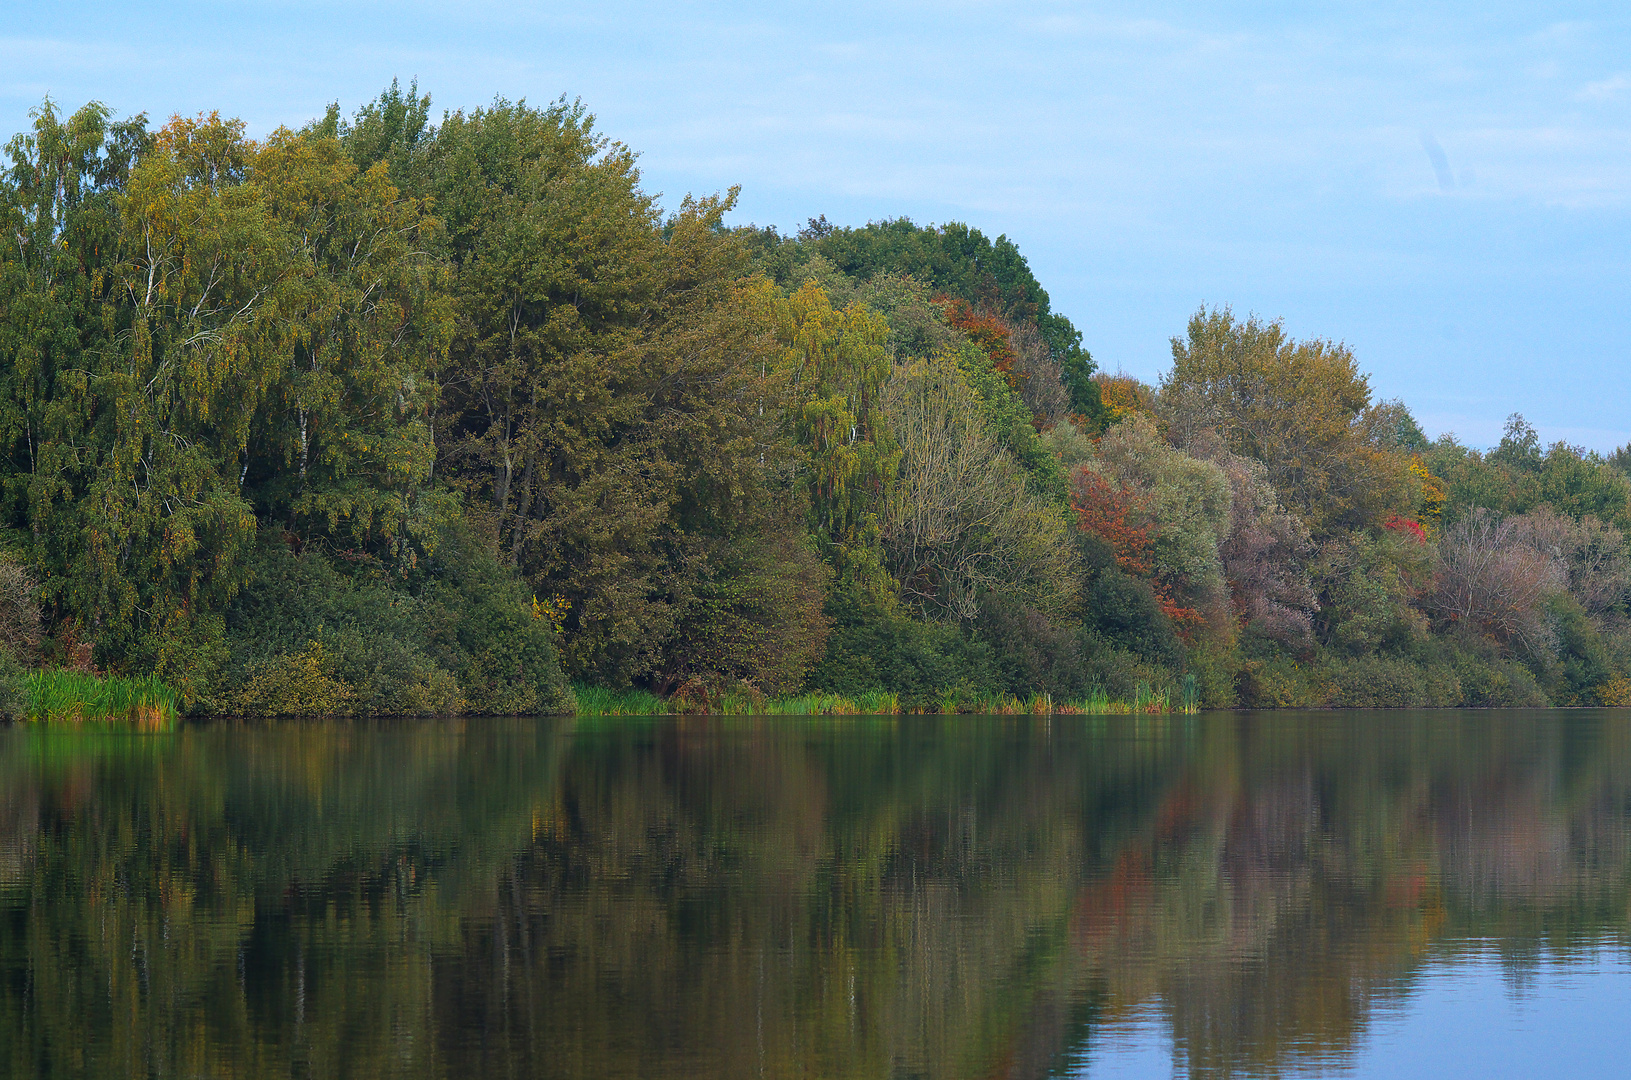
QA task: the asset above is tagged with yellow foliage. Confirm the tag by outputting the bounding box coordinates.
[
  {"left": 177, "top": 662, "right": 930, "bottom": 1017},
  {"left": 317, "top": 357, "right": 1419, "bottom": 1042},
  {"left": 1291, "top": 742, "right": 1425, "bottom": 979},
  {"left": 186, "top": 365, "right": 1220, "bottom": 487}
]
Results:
[
  {"left": 1094, "top": 372, "right": 1155, "bottom": 421},
  {"left": 231, "top": 642, "right": 354, "bottom": 716},
  {"left": 532, "top": 594, "right": 571, "bottom": 635},
  {"left": 1599, "top": 675, "right": 1631, "bottom": 708},
  {"left": 1410, "top": 456, "right": 1447, "bottom": 529}
]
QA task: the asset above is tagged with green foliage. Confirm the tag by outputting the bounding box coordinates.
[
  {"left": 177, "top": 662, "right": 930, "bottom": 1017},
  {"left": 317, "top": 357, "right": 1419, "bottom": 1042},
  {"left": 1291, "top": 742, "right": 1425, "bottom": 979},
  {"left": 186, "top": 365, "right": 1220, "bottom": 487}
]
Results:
[
  {"left": 766, "top": 280, "right": 898, "bottom": 547},
  {"left": 882, "top": 353, "right": 1076, "bottom": 621},
  {"left": 953, "top": 340, "right": 1067, "bottom": 499},
  {"left": 1538, "top": 592, "right": 1614, "bottom": 705},
  {"left": 231, "top": 642, "right": 357, "bottom": 716},
  {"left": 210, "top": 528, "right": 572, "bottom": 716},
  {"left": 405, "top": 98, "right": 807, "bottom": 685},
  {"left": 572, "top": 684, "right": 672, "bottom": 716},
  {"left": 747, "top": 216, "right": 1103, "bottom": 422},
  {"left": 1092, "top": 415, "right": 1232, "bottom": 617},
  {"left": 1426, "top": 416, "right": 1631, "bottom": 531},
  {"left": 1313, "top": 531, "right": 1430, "bottom": 654},
  {"left": 807, "top": 572, "right": 1002, "bottom": 710},
  {"left": 1236, "top": 653, "right": 1322, "bottom": 709},
  {"left": 0, "top": 101, "right": 449, "bottom": 675},
  {"left": 974, "top": 597, "right": 1097, "bottom": 700},
  {"left": 1318, "top": 655, "right": 1461, "bottom": 709},
  {"left": 651, "top": 516, "right": 832, "bottom": 696},
  {"left": 811, "top": 219, "right": 1101, "bottom": 416},
  {"left": 1082, "top": 570, "right": 1184, "bottom": 668},
  {"left": 1445, "top": 639, "right": 1550, "bottom": 708}
]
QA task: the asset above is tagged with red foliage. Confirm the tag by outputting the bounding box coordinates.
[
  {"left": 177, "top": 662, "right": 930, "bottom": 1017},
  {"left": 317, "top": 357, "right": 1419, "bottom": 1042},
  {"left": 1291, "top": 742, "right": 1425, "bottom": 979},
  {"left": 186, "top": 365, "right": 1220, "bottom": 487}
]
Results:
[
  {"left": 935, "top": 295, "right": 1020, "bottom": 388},
  {"left": 1156, "top": 594, "right": 1204, "bottom": 629},
  {"left": 1384, "top": 515, "right": 1427, "bottom": 544},
  {"left": 1072, "top": 468, "right": 1152, "bottom": 576},
  {"left": 1073, "top": 467, "right": 1202, "bottom": 629}
]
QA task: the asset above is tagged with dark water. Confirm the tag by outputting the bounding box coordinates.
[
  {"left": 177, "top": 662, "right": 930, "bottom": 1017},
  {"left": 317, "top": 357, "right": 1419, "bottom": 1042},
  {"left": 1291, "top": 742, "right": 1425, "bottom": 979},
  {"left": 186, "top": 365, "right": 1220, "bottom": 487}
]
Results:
[{"left": 2, "top": 712, "right": 1630, "bottom": 1079}]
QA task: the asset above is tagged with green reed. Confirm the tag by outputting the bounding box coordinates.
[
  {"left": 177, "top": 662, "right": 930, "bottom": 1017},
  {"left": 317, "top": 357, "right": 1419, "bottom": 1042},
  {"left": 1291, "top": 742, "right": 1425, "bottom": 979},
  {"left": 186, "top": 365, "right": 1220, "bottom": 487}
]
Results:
[{"left": 23, "top": 671, "right": 180, "bottom": 729}]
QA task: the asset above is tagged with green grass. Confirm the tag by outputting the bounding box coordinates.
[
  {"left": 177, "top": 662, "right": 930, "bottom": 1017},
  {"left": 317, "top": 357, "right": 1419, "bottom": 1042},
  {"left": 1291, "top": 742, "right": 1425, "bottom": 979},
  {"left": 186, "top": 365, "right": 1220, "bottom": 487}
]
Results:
[
  {"left": 572, "top": 685, "right": 673, "bottom": 717},
  {"left": 572, "top": 682, "right": 1198, "bottom": 717},
  {"left": 22, "top": 670, "right": 180, "bottom": 729}
]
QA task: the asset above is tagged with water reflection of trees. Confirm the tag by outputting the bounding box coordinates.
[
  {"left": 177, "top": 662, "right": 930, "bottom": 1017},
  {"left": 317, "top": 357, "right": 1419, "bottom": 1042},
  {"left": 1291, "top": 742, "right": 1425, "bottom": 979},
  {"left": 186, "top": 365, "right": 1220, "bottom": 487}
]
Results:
[{"left": 0, "top": 713, "right": 1628, "bottom": 1078}]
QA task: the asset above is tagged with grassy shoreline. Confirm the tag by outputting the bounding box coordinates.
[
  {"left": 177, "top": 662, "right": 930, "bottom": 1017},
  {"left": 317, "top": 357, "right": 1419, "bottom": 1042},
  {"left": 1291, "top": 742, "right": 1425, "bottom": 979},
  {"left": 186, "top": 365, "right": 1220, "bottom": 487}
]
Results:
[
  {"left": 21, "top": 671, "right": 180, "bottom": 729},
  {"left": 574, "top": 677, "right": 1201, "bottom": 717},
  {"left": 7, "top": 671, "right": 1201, "bottom": 726}
]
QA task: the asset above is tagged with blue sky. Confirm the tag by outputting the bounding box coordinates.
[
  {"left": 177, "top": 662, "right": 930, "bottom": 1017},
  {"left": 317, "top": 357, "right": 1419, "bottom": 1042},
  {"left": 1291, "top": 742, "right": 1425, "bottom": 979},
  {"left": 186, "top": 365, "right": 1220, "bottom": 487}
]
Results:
[{"left": 5, "top": 2, "right": 1629, "bottom": 449}]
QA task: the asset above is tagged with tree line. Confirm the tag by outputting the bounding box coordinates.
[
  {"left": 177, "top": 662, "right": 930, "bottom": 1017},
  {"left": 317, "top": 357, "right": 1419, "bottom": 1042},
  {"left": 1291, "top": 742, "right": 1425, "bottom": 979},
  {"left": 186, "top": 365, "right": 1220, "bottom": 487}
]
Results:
[{"left": 3, "top": 82, "right": 1629, "bottom": 713}]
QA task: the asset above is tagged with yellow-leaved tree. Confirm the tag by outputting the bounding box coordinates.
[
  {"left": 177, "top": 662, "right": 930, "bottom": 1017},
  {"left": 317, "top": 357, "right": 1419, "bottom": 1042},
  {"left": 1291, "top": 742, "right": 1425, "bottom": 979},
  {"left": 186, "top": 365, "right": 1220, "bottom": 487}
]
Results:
[{"left": 1159, "top": 307, "right": 1413, "bottom": 539}]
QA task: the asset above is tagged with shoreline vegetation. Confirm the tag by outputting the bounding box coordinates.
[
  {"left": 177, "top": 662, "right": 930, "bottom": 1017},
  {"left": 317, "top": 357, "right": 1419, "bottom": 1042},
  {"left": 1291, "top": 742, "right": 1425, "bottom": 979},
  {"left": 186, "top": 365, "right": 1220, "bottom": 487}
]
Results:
[
  {"left": 18, "top": 671, "right": 179, "bottom": 728},
  {"left": 12, "top": 673, "right": 1199, "bottom": 725},
  {"left": 4, "top": 84, "right": 1631, "bottom": 724},
  {"left": 572, "top": 677, "right": 1200, "bottom": 716}
]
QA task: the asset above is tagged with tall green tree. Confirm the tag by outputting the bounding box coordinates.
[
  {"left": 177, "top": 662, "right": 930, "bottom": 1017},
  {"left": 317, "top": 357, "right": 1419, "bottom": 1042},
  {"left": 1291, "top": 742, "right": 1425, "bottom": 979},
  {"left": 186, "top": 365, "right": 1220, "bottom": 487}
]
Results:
[
  {"left": 763, "top": 280, "right": 898, "bottom": 550},
  {"left": 418, "top": 97, "right": 824, "bottom": 686},
  {"left": 244, "top": 126, "right": 452, "bottom": 555}
]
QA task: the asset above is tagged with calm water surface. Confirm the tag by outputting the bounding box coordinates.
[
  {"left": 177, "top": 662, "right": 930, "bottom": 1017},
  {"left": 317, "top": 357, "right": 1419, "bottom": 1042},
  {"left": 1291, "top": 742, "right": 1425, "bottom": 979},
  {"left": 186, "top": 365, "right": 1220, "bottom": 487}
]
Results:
[{"left": 2, "top": 711, "right": 1630, "bottom": 1078}]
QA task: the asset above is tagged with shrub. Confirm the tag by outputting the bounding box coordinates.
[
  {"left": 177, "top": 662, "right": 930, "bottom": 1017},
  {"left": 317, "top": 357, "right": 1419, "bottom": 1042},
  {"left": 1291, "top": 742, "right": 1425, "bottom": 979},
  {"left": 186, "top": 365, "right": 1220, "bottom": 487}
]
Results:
[
  {"left": 1439, "top": 629, "right": 1550, "bottom": 707},
  {"left": 651, "top": 524, "right": 832, "bottom": 697},
  {"left": 1076, "top": 635, "right": 1175, "bottom": 704},
  {"left": 1083, "top": 569, "right": 1184, "bottom": 668},
  {"left": 807, "top": 575, "right": 1000, "bottom": 709},
  {"left": 1599, "top": 675, "right": 1631, "bottom": 707},
  {"left": 421, "top": 527, "right": 575, "bottom": 715},
  {"left": 1237, "top": 655, "right": 1319, "bottom": 709},
  {"left": 124, "top": 612, "right": 230, "bottom": 710},
  {"left": 1321, "top": 655, "right": 1430, "bottom": 708},
  {"left": 323, "top": 628, "right": 465, "bottom": 715},
  {"left": 976, "top": 597, "right": 1096, "bottom": 699},
  {"left": 1540, "top": 592, "right": 1614, "bottom": 705},
  {"left": 208, "top": 526, "right": 575, "bottom": 717},
  {"left": 230, "top": 643, "right": 354, "bottom": 716}
]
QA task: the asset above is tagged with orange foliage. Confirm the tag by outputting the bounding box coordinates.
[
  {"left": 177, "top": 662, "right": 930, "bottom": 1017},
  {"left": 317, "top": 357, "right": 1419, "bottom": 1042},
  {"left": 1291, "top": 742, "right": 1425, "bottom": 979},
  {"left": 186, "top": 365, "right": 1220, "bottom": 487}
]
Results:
[
  {"left": 1072, "top": 467, "right": 1202, "bottom": 628},
  {"left": 1093, "top": 372, "right": 1155, "bottom": 421},
  {"left": 1072, "top": 468, "right": 1153, "bottom": 575},
  {"left": 936, "top": 296, "right": 1020, "bottom": 388}
]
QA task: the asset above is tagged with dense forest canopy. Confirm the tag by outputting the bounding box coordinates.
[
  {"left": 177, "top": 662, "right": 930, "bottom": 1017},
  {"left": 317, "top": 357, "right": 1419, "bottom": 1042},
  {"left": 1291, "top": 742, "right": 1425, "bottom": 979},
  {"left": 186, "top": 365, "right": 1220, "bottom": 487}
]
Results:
[{"left": 3, "top": 82, "right": 1630, "bottom": 714}]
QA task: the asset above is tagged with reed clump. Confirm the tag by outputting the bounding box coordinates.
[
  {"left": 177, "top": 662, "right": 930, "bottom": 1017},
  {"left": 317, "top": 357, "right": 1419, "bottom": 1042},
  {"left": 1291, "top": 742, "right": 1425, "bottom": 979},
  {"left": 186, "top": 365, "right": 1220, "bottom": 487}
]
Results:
[{"left": 22, "top": 671, "right": 180, "bottom": 729}]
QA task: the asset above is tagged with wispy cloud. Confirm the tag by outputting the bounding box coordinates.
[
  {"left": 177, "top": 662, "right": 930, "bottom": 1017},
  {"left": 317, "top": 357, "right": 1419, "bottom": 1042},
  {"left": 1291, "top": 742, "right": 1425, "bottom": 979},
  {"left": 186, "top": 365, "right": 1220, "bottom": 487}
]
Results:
[{"left": 1578, "top": 73, "right": 1631, "bottom": 101}]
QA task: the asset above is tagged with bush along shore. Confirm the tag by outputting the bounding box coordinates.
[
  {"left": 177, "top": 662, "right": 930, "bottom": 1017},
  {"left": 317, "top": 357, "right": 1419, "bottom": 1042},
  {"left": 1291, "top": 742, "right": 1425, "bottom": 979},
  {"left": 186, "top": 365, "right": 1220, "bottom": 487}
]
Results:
[{"left": 3, "top": 86, "right": 1631, "bottom": 719}]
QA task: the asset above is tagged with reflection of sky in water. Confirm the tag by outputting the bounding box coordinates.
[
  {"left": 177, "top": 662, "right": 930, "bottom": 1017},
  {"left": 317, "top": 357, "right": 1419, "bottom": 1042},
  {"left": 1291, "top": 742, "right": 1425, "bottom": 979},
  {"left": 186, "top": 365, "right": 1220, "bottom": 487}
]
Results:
[{"left": 1077, "top": 946, "right": 1631, "bottom": 1078}]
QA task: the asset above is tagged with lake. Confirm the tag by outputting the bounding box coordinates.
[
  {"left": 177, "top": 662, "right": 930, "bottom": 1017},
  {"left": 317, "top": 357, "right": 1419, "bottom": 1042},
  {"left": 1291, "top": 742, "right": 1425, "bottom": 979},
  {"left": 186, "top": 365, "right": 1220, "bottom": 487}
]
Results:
[{"left": 2, "top": 711, "right": 1629, "bottom": 1078}]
